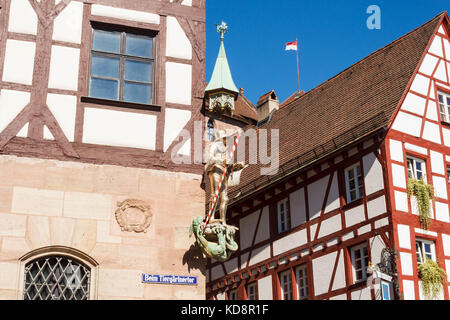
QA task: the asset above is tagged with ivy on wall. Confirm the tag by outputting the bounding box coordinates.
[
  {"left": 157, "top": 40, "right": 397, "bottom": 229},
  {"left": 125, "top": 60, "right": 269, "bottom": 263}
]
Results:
[
  {"left": 417, "top": 258, "right": 447, "bottom": 300},
  {"left": 407, "top": 178, "right": 435, "bottom": 229}
]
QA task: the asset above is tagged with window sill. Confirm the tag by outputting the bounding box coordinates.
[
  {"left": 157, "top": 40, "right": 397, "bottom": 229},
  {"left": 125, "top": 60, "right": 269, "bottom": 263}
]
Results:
[
  {"left": 81, "top": 96, "right": 161, "bottom": 112},
  {"left": 348, "top": 280, "right": 367, "bottom": 291},
  {"left": 342, "top": 198, "right": 364, "bottom": 210},
  {"left": 441, "top": 120, "right": 450, "bottom": 128}
]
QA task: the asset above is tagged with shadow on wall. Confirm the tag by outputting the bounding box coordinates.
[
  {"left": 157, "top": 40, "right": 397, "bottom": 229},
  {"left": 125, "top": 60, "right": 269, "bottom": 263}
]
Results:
[{"left": 183, "top": 243, "right": 207, "bottom": 276}]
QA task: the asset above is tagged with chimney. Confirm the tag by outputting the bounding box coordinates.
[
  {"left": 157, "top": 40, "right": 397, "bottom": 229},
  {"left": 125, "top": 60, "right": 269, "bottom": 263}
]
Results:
[{"left": 256, "top": 90, "right": 279, "bottom": 122}]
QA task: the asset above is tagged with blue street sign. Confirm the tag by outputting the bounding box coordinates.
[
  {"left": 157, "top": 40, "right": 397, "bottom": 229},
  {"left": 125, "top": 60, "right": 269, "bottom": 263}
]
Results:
[{"left": 142, "top": 274, "right": 198, "bottom": 286}]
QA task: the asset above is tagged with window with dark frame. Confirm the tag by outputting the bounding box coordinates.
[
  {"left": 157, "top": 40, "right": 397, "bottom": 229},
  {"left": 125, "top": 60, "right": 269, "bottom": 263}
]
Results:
[
  {"left": 279, "top": 270, "right": 292, "bottom": 300},
  {"left": 89, "top": 27, "right": 155, "bottom": 105},
  {"left": 228, "top": 289, "right": 238, "bottom": 300},
  {"left": 350, "top": 243, "right": 369, "bottom": 283},
  {"left": 277, "top": 198, "right": 290, "bottom": 234},
  {"left": 246, "top": 282, "right": 258, "bottom": 300},
  {"left": 295, "top": 264, "right": 308, "bottom": 300},
  {"left": 345, "top": 163, "right": 363, "bottom": 203}
]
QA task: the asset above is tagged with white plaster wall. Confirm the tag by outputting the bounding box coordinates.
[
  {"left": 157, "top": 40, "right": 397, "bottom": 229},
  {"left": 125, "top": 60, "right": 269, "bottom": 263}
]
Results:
[
  {"left": 435, "top": 201, "right": 450, "bottom": 223},
  {"left": 82, "top": 108, "right": 157, "bottom": 150},
  {"left": 397, "top": 224, "right": 411, "bottom": 250},
  {"left": 48, "top": 46, "right": 80, "bottom": 91},
  {"left": 2, "top": 40, "right": 36, "bottom": 85},
  {"left": 0, "top": 90, "right": 30, "bottom": 134},
  {"left": 443, "top": 128, "right": 450, "bottom": 147},
  {"left": 389, "top": 139, "right": 404, "bottom": 162},
  {"left": 445, "top": 260, "right": 450, "bottom": 282},
  {"left": 404, "top": 143, "right": 427, "bottom": 155},
  {"left": 400, "top": 252, "right": 414, "bottom": 276},
  {"left": 289, "top": 188, "right": 307, "bottom": 228},
  {"left": 224, "top": 257, "right": 238, "bottom": 274},
  {"left": 312, "top": 251, "right": 337, "bottom": 296},
  {"left": 433, "top": 176, "right": 447, "bottom": 200},
  {"left": 46, "top": 93, "right": 77, "bottom": 142},
  {"left": 370, "top": 236, "right": 385, "bottom": 265},
  {"left": 391, "top": 164, "right": 406, "bottom": 189},
  {"left": 249, "top": 244, "right": 270, "bottom": 266},
  {"left": 426, "top": 100, "right": 439, "bottom": 121},
  {"left": 239, "top": 210, "right": 259, "bottom": 250},
  {"left": 363, "top": 152, "right": 384, "bottom": 195},
  {"left": 91, "top": 5, "right": 160, "bottom": 25},
  {"left": 419, "top": 54, "right": 439, "bottom": 76},
  {"left": 430, "top": 150, "right": 445, "bottom": 175},
  {"left": 429, "top": 35, "right": 444, "bottom": 58},
  {"left": 254, "top": 206, "right": 270, "bottom": 244},
  {"left": 410, "top": 74, "right": 430, "bottom": 96},
  {"left": 53, "top": 1, "right": 83, "bottom": 44},
  {"left": 367, "top": 195, "right": 386, "bottom": 219},
  {"left": 442, "top": 234, "right": 450, "bottom": 257},
  {"left": 308, "top": 175, "right": 328, "bottom": 220},
  {"left": 351, "top": 287, "right": 372, "bottom": 300},
  {"left": 391, "top": 112, "right": 422, "bottom": 137},
  {"left": 403, "top": 280, "right": 415, "bottom": 300},
  {"left": 257, "top": 276, "right": 273, "bottom": 300},
  {"left": 434, "top": 60, "right": 447, "bottom": 83},
  {"left": 331, "top": 250, "right": 346, "bottom": 291},
  {"left": 8, "top": 0, "right": 38, "bottom": 35},
  {"left": 400, "top": 92, "right": 427, "bottom": 116},
  {"left": 344, "top": 205, "right": 365, "bottom": 227},
  {"left": 165, "top": 62, "right": 192, "bottom": 105},
  {"left": 163, "top": 108, "right": 191, "bottom": 151},
  {"left": 394, "top": 191, "right": 409, "bottom": 213},
  {"left": 422, "top": 121, "right": 441, "bottom": 144},
  {"left": 166, "top": 16, "right": 192, "bottom": 60},
  {"left": 324, "top": 172, "right": 339, "bottom": 213},
  {"left": 329, "top": 294, "right": 347, "bottom": 300},
  {"left": 317, "top": 214, "right": 341, "bottom": 239},
  {"left": 272, "top": 229, "right": 307, "bottom": 256}
]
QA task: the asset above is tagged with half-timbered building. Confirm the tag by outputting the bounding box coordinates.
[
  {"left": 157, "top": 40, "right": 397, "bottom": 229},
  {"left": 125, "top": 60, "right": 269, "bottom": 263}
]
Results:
[
  {"left": 0, "top": 0, "right": 207, "bottom": 300},
  {"left": 206, "top": 12, "right": 450, "bottom": 301}
]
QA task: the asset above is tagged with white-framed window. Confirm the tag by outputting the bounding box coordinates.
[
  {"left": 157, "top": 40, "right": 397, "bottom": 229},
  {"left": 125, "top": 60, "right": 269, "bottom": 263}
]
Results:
[
  {"left": 415, "top": 238, "right": 436, "bottom": 264},
  {"left": 228, "top": 289, "right": 238, "bottom": 300},
  {"left": 279, "top": 270, "right": 292, "bottom": 300},
  {"left": 345, "top": 163, "right": 363, "bottom": 203},
  {"left": 295, "top": 264, "right": 308, "bottom": 300},
  {"left": 438, "top": 91, "right": 450, "bottom": 123},
  {"left": 407, "top": 156, "right": 426, "bottom": 180},
  {"left": 350, "top": 243, "right": 369, "bottom": 283},
  {"left": 246, "top": 282, "right": 257, "bottom": 300},
  {"left": 277, "top": 198, "right": 290, "bottom": 234}
]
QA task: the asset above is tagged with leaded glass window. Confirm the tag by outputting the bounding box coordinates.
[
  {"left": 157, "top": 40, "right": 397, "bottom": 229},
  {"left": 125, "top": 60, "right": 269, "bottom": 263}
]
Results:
[
  {"left": 89, "top": 28, "right": 155, "bottom": 104},
  {"left": 23, "top": 256, "right": 91, "bottom": 300}
]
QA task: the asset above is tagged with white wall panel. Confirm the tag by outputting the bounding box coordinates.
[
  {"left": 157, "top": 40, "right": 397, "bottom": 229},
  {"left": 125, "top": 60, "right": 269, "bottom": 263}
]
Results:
[
  {"left": 53, "top": 1, "right": 83, "bottom": 44},
  {"left": 46, "top": 94, "right": 77, "bottom": 142},
  {"left": 331, "top": 251, "right": 346, "bottom": 291},
  {"left": 0, "top": 90, "right": 30, "bottom": 133},
  {"left": 394, "top": 191, "right": 409, "bottom": 212},
  {"left": 443, "top": 234, "right": 450, "bottom": 257},
  {"left": 443, "top": 128, "right": 450, "bottom": 147},
  {"left": 422, "top": 121, "right": 442, "bottom": 144},
  {"left": 429, "top": 36, "right": 444, "bottom": 58},
  {"left": 434, "top": 60, "right": 447, "bottom": 83},
  {"left": 312, "top": 251, "right": 337, "bottom": 296},
  {"left": 403, "top": 280, "right": 415, "bottom": 300},
  {"left": 166, "top": 16, "right": 192, "bottom": 60},
  {"left": 272, "top": 229, "right": 307, "bottom": 256},
  {"left": 363, "top": 152, "right": 384, "bottom": 195},
  {"left": 404, "top": 143, "right": 427, "bottom": 155},
  {"left": 324, "top": 172, "right": 340, "bottom": 214},
  {"left": 344, "top": 205, "right": 365, "bottom": 227},
  {"left": 410, "top": 74, "right": 430, "bottom": 96},
  {"left": 432, "top": 176, "right": 448, "bottom": 200},
  {"left": 308, "top": 175, "right": 329, "bottom": 220},
  {"left": 401, "top": 92, "right": 427, "bottom": 116},
  {"left": 436, "top": 202, "right": 450, "bottom": 223},
  {"left": 48, "top": 46, "right": 80, "bottom": 91},
  {"left": 391, "top": 112, "right": 422, "bottom": 137},
  {"left": 239, "top": 210, "right": 259, "bottom": 250},
  {"left": 426, "top": 100, "right": 439, "bottom": 121},
  {"left": 391, "top": 164, "right": 406, "bottom": 189},
  {"left": 2, "top": 40, "right": 36, "bottom": 85},
  {"left": 400, "top": 252, "right": 413, "bottom": 276},
  {"left": 389, "top": 139, "right": 404, "bottom": 162},
  {"left": 258, "top": 276, "right": 273, "bottom": 300},
  {"left": 91, "top": 5, "right": 160, "bottom": 24},
  {"left": 163, "top": 108, "right": 191, "bottom": 151},
  {"left": 254, "top": 206, "right": 270, "bottom": 244},
  {"left": 397, "top": 224, "right": 411, "bottom": 249},
  {"left": 419, "top": 54, "right": 439, "bottom": 76},
  {"left": 248, "top": 244, "right": 270, "bottom": 266},
  {"left": 8, "top": 0, "right": 38, "bottom": 35},
  {"left": 367, "top": 196, "right": 386, "bottom": 219},
  {"left": 430, "top": 150, "right": 445, "bottom": 175},
  {"left": 318, "top": 214, "right": 341, "bottom": 239},
  {"left": 165, "top": 62, "right": 192, "bottom": 105},
  {"left": 83, "top": 108, "right": 157, "bottom": 150},
  {"left": 289, "top": 188, "right": 307, "bottom": 228}
]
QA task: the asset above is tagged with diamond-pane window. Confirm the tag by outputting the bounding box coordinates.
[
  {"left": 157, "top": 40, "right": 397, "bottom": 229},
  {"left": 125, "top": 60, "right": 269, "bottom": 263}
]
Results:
[{"left": 23, "top": 256, "right": 91, "bottom": 300}]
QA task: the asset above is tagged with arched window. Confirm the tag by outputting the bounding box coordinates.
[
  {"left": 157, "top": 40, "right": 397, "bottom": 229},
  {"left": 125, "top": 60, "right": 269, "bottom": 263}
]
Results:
[
  {"left": 207, "top": 119, "right": 215, "bottom": 141},
  {"left": 20, "top": 247, "right": 97, "bottom": 300}
]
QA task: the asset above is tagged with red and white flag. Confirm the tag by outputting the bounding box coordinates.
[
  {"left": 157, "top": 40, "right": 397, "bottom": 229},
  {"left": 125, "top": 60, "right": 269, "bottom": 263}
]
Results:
[{"left": 285, "top": 40, "right": 298, "bottom": 51}]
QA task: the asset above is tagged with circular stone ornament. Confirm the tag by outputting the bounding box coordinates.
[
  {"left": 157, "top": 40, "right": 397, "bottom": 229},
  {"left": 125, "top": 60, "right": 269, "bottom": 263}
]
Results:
[{"left": 115, "top": 199, "right": 153, "bottom": 233}]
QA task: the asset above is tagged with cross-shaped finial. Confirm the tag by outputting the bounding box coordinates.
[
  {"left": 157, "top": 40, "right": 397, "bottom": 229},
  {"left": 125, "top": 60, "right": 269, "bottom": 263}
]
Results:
[{"left": 216, "top": 21, "right": 228, "bottom": 41}]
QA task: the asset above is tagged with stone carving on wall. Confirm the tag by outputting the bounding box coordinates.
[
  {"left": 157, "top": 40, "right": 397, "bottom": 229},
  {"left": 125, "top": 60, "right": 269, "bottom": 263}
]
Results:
[{"left": 115, "top": 199, "right": 152, "bottom": 233}]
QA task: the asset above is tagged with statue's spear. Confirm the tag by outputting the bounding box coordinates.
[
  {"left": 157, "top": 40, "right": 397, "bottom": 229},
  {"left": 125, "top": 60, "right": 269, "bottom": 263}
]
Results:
[{"left": 202, "top": 133, "right": 241, "bottom": 231}]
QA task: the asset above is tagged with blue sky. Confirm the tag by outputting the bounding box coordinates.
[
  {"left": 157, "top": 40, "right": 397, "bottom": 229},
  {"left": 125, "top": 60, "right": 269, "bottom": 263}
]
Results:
[{"left": 205, "top": 0, "right": 450, "bottom": 105}]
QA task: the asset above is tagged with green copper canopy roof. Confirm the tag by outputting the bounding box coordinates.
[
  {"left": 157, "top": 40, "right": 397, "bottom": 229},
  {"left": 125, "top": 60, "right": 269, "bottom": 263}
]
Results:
[{"left": 205, "top": 39, "right": 239, "bottom": 94}]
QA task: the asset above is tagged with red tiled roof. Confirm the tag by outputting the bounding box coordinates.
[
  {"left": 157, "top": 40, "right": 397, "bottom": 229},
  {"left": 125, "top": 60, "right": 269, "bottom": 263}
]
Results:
[{"left": 228, "top": 12, "right": 445, "bottom": 202}]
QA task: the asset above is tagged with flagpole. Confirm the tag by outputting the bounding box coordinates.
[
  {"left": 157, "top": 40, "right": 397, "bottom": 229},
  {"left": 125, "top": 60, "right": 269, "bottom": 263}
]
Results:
[{"left": 296, "top": 38, "right": 300, "bottom": 92}]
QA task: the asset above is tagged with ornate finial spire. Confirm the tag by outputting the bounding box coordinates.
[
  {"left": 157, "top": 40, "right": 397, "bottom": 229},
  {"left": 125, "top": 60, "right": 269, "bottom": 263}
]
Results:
[{"left": 216, "top": 21, "right": 228, "bottom": 41}]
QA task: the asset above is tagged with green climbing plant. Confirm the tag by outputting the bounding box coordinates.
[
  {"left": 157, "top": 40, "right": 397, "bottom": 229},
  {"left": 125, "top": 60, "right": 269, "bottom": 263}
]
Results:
[
  {"left": 407, "top": 178, "right": 434, "bottom": 229},
  {"left": 417, "top": 258, "right": 447, "bottom": 300}
]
